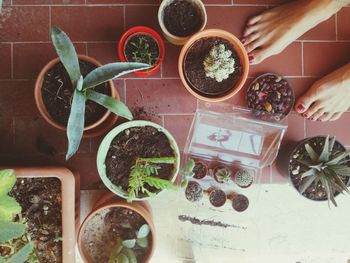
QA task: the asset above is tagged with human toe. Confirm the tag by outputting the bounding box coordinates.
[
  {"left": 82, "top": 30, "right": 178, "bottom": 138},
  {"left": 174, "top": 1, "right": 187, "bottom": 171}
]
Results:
[
  {"left": 247, "top": 15, "right": 262, "bottom": 26},
  {"left": 295, "top": 93, "right": 319, "bottom": 114},
  {"left": 309, "top": 109, "right": 325, "bottom": 121},
  {"left": 303, "top": 102, "right": 323, "bottom": 119},
  {"left": 329, "top": 112, "right": 343, "bottom": 121}
]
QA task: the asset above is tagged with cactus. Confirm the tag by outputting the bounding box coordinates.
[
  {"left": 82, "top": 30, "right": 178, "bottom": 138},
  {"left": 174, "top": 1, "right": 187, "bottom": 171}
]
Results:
[
  {"left": 214, "top": 167, "right": 231, "bottom": 183},
  {"left": 235, "top": 170, "right": 253, "bottom": 187}
]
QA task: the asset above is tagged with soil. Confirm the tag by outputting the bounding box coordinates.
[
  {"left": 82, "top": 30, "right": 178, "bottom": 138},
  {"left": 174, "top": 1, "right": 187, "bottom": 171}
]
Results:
[
  {"left": 124, "top": 34, "right": 160, "bottom": 66},
  {"left": 9, "top": 178, "right": 62, "bottom": 263},
  {"left": 82, "top": 207, "right": 151, "bottom": 263},
  {"left": 178, "top": 215, "right": 247, "bottom": 230},
  {"left": 184, "top": 37, "right": 243, "bottom": 97},
  {"left": 289, "top": 136, "right": 350, "bottom": 201},
  {"left": 105, "top": 126, "right": 176, "bottom": 196},
  {"left": 209, "top": 189, "right": 226, "bottom": 207},
  {"left": 231, "top": 194, "right": 249, "bottom": 212},
  {"left": 193, "top": 161, "right": 207, "bottom": 179},
  {"left": 42, "top": 60, "right": 110, "bottom": 127},
  {"left": 163, "top": 0, "right": 203, "bottom": 37},
  {"left": 185, "top": 181, "right": 203, "bottom": 202},
  {"left": 246, "top": 74, "right": 294, "bottom": 121}
]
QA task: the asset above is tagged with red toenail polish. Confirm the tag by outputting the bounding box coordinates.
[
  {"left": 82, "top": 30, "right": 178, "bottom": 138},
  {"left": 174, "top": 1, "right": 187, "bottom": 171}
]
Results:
[
  {"left": 303, "top": 114, "right": 307, "bottom": 117},
  {"left": 297, "top": 104, "right": 305, "bottom": 112},
  {"left": 248, "top": 55, "right": 254, "bottom": 63}
]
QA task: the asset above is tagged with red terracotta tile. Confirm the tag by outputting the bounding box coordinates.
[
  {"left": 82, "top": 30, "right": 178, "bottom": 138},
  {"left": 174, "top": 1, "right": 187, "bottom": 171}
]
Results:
[
  {"left": 13, "top": 0, "right": 85, "bottom": 4},
  {"left": 306, "top": 112, "right": 350, "bottom": 146},
  {"left": 125, "top": 79, "right": 197, "bottom": 114},
  {"left": 338, "top": 7, "right": 350, "bottom": 40},
  {"left": 125, "top": 5, "right": 161, "bottom": 33},
  {"left": 113, "top": 79, "right": 126, "bottom": 103},
  {"left": 260, "top": 165, "right": 271, "bottom": 184},
  {"left": 271, "top": 161, "right": 289, "bottom": 183},
  {"left": 51, "top": 6, "right": 124, "bottom": 41},
  {"left": 163, "top": 114, "right": 194, "bottom": 150},
  {"left": 87, "top": 42, "right": 118, "bottom": 65},
  {"left": 285, "top": 77, "right": 318, "bottom": 102},
  {"left": 283, "top": 112, "right": 305, "bottom": 144},
  {"left": 162, "top": 43, "right": 181, "bottom": 78},
  {"left": 13, "top": 42, "right": 86, "bottom": 79},
  {"left": 234, "top": 0, "right": 288, "bottom": 4},
  {"left": 0, "top": 6, "right": 49, "bottom": 42},
  {"left": 0, "top": 44, "right": 11, "bottom": 79},
  {"left": 224, "top": 80, "right": 250, "bottom": 107},
  {"left": 203, "top": 0, "right": 231, "bottom": 4},
  {"left": 87, "top": 0, "right": 158, "bottom": 4},
  {"left": 303, "top": 42, "right": 350, "bottom": 77},
  {"left": 0, "top": 118, "right": 14, "bottom": 155},
  {"left": 299, "top": 16, "right": 336, "bottom": 40}
]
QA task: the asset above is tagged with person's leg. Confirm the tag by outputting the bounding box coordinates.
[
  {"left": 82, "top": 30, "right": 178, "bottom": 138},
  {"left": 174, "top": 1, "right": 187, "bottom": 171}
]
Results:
[
  {"left": 295, "top": 63, "right": 350, "bottom": 122},
  {"left": 242, "top": 0, "right": 346, "bottom": 64}
]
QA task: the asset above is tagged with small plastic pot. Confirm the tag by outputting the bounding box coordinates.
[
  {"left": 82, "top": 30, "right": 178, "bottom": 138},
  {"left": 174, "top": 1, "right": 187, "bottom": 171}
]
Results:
[
  {"left": 209, "top": 189, "right": 226, "bottom": 207},
  {"left": 118, "top": 26, "right": 165, "bottom": 77}
]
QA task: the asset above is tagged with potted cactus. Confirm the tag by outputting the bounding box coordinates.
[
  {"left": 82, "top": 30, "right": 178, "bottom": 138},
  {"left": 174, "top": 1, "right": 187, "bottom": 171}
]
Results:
[
  {"left": 193, "top": 160, "right": 208, "bottom": 180},
  {"left": 34, "top": 26, "right": 149, "bottom": 160},
  {"left": 234, "top": 169, "right": 253, "bottom": 188},
  {"left": 185, "top": 181, "right": 203, "bottom": 202},
  {"left": 230, "top": 193, "right": 249, "bottom": 212},
  {"left": 213, "top": 165, "right": 231, "bottom": 183},
  {"left": 209, "top": 189, "right": 226, "bottom": 207},
  {"left": 289, "top": 136, "right": 350, "bottom": 207}
]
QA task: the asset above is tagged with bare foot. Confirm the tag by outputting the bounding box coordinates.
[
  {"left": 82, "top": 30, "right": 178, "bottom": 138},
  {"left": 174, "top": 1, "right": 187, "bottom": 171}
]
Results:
[
  {"left": 295, "top": 63, "right": 350, "bottom": 122},
  {"left": 242, "top": 0, "right": 344, "bottom": 64}
]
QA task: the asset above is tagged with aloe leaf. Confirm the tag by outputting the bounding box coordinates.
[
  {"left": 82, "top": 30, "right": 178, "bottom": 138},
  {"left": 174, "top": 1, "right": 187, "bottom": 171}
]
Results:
[
  {"left": 326, "top": 150, "right": 350, "bottom": 166},
  {"left": 295, "top": 159, "right": 314, "bottom": 167},
  {"left": 329, "top": 165, "right": 350, "bottom": 177},
  {"left": 83, "top": 62, "right": 150, "bottom": 90},
  {"left": 66, "top": 86, "right": 85, "bottom": 160},
  {"left": 6, "top": 242, "right": 34, "bottom": 263},
  {"left": 329, "top": 136, "right": 336, "bottom": 152},
  {"left": 51, "top": 26, "right": 81, "bottom": 83},
  {"left": 305, "top": 143, "right": 319, "bottom": 162},
  {"left": 0, "top": 195, "right": 21, "bottom": 221},
  {"left": 86, "top": 90, "right": 133, "bottom": 120},
  {"left": 320, "top": 173, "right": 337, "bottom": 207},
  {"left": 0, "top": 169, "right": 16, "bottom": 197},
  {"left": 136, "top": 237, "right": 149, "bottom": 248},
  {"left": 139, "top": 157, "right": 176, "bottom": 164},
  {"left": 327, "top": 168, "right": 350, "bottom": 194},
  {"left": 300, "top": 168, "right": 317, "bottom": 179},
  {"left": 137, "top": 224, "right": 150, "bottom": 239},
  {"left": 299, "top": 174, "right": 317, "bottom": 194},
  {"left": 319, "top": 135, "right": 330, "bottom": 162},
  {"left": 122, "top": 239, "right": 136, "bottom": 249},
  {"left": 0, "top": 221, "right": 26, "bottom": 243}
]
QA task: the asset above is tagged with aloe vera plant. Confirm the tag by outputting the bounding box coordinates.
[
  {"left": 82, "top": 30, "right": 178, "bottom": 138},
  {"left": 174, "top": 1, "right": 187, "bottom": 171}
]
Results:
[
  {"left": 50, "top": 26, "right": 150, "bottom": 160},
  {"left": 295, "top": 136, "right": 350, "bottom": 207}
]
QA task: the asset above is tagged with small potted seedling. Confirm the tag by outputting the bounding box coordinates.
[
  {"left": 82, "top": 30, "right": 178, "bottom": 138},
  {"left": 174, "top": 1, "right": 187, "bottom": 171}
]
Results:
[
  {"left": 208, "top": 189, "right": 226, "bottom": 207},
  {"left": 193, "top": 160, "right": 208, "bottom": 180},
  {"left": 158, "top": 0, "right": 207, "bottom": 45},
  {"left": 231, "top": 193, "right": 249, "bottom": 212},
  {"left": 179, "top": 29, "right": 249, "bottom": 102},
  {"left": 180, "top": 159, "right": 195, "bottom": 187},
  {"left": 246, "top": 73, "right": 294, "bottom": 121},
  {"left": 35, "top": 26, "right": 149, "bottom": 160},
  {"left": 213, "top": 166, "right": 231, "bottom": 183},
  {"left": 185, "top": 181, "right": 203, "bottom": 202},
  {"left": 234, "top": 169, "right": 253, "bottom": 188},
  {"left": 118, "top": 26, "right": 165, "bottom": 77},
  {"left": 289, "top": 135, "right": 350, "bottom": 207}
]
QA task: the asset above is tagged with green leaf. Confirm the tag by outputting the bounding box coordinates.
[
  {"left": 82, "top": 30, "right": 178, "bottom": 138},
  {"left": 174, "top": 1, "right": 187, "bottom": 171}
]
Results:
[
  {"left": 136, "top": 237, "right": 149, "bottom": 248},
  {"left": 0, "top": 195, "right": 21, "bottom": 221},
  {"left": 0, "top": 221, "right": 26, "bottom": 243},
  {"left": 139, "top": 157, "right": 176, "bottom": 164},
  {"left": 299, "top": 174, "right": 317, "bottom": 194},
  {"left": 305, "top": 143, "right": 319, "bottom": 162},
  {"left": 83, "top": 62, "right": 150, "bottom": 90},
  {"left": 137, "top": 224, "right": 150, "bottom": 239},
  {"left": 51, "top": 26, "right": 81, "bottom": 83},
  {"left": 295, "top": 159, "right": 314, "bottom": 167},
  {"left": 86, "top": 90, "right": 133, "bottom": 120},
  {"left": 326, "top": 168, "right": 350, "bottom": 194},
  {"left": 0, "top": 169, "right": 16, "bottom": 197},
  {"left": 319, "top": 135, "right": 330, "bottom": 162},
  {"left": 120, "top": 248, "right": 137, "bottom": 263},
  {"left": 329, "top": 165, "right": 350, "bottom": 177},
  {"left": 327, "top": 150, "right": 350, "bottom": 166},
  {"left": 144, "top": 176, "right": 176, "bottom": 191},
  {"left": 6, "top": 242, "right": 34, "bottom": 263},
  {"left": 108, "top": 240, "right": 123, "bottom": 263},
  {"left": 300, "top": 168, "right": 317, "bottom": 179},
  {"left": 122, "top": 239, "right": 136, "bottom": 249},
  {"left": 0, "top": 256, "right": 5, "bottom": 263},
  {"left": 320, "top": 173, "right": 337, "bottom": 207},
  {"left": 329, "top": 136, "right": 336, "bottom": 152},
  {"left": 66, "top": 87, "right": 86, "bottom": 160}
]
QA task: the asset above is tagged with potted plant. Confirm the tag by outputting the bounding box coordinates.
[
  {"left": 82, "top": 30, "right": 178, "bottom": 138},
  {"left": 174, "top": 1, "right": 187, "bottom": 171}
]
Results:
[
  {"left": 230, "top": 193, "right": 249, "bottom": 212},
  {"left": 185, "top": 181, "right": 203, "bottom": 202},
  {"left": 97, "top": 120, "right": 180, "bottom": 201},
  {"left": 178, "top": 29, "right": 249, "bottom": 102},
  {"left": 0, "top": 168, "right": 76, "bottom": 262},
  {"left": 34, "top": 26, "right": 149, "bottom": 160},
  {"left": 78, "top": 194, "right": 155, "bottom": 263},
  {"left": 158, "top": 0, "right": 207, "bottom": 45},
  {"left": 289, "top": 135, "right": 350, "bottom": 207},
  {"left": 208, "top": 188, "right": 226, "bottom": 207},
  {"left": 234, "top": 169, "right": 253, "bottom": 188},
  {"left": 246, "top": 73, "right": 294, "bottom": 121},
  {"left": 193, "top": 160, "right": 208, "bottom": 180},
  {"left": 213, "top": 165, "right": 231, "bottom": 183},
  {"left": 180, "top": 159, "right": 195, "bottom": 187},
  {"left": 118, "top": 26, "right": 165, "bottom": 77}
]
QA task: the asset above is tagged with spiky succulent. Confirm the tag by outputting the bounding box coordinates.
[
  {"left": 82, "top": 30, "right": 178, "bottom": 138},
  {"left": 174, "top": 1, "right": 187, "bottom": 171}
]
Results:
[
  {"left": 296, "top": 136, "right": 350, "bottom": 207},
  {"left": 214, "top": 167, "right": 231, "bottom": 183},
  {"left": 235, "top": 170, "right": 253, "bottom": 187}
]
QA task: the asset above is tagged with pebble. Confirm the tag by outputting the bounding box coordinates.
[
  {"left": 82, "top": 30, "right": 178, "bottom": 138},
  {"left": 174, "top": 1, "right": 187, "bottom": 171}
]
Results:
[{"left": 292, "top": 170, "right": 299, "bottom": 175}]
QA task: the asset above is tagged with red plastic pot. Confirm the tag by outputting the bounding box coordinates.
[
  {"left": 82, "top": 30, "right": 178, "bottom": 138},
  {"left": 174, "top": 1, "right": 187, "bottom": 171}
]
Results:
[{"left": 118, "top": 26, "right": 165, "bottom": 77}]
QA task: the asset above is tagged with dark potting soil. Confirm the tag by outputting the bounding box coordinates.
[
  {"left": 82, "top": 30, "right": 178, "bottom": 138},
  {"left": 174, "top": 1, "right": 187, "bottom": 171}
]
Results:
[
  {"left": 178, "top": 215, "right": 247, "bottom": 230},
  {"left": 184, "top": 37, "right": 243, "bottom": 97},
  {"left": 209, "top": 189, "right": 226, "bottom": 207},
  {"left": 105, "top": 126, "right": 175, "bottom": 195},
  {"left": 9, "top": 178, "right": 62, "bottom": 263},
  {"left": 163, "top": 0, "right": 203, "bottom": 37},
  {"left": 232, "top": 194, "right": 249, "bottom": 212},
  {"left": 289, "top": 137, "right": 350, "bottom": 201},
  {"left": 42, "top": 60, "right": 110, "bottom": 127},
  {"left": 124, "top": 34, "right": 160, "bottom": 66},
  {"left": 193, "top": 161, "right": 207, "bottom": 179},
  {"left": 185, "top": 181, "right": 203, "bottom": 202}
]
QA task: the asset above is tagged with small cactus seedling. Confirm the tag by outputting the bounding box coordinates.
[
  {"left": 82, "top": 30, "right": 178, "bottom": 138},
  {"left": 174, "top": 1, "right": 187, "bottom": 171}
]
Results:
[
  {"left": 213, "top": 166, "right": 231, "bottom": 183},
  {"left": 235, "top": 170, "right": 253, "bottom": 188}
]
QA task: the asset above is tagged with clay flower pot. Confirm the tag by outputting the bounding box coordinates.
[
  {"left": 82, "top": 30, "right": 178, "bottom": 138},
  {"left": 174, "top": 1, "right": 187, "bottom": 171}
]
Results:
[
  {"left": 158, "top": 0, "right": 207, "bottom": 45},
  {"left": 230, "top": 193, "right": 249, "bottom": 212},
  {"left": 193, "top": 160, "right": 208, "bottom": 179},
  {"left": 9, "top": 167, "right": 77, "bottom": 262},
  {"left": 34, "top": 54, "right": 118, "bottom": 138},
  {"left": 178, "top": 29, "right": 249, "bottom": 102},
  {"left": 78, "top": 194, "right": 156, "bottom": 263},
  {"left": 209, "top": 189, "right": 226, "bottom": 207},
  {"left": 185, "top": 181, "right": 203, "bottom": 202},
  {"left": 118, "top": 26, "right": 165, "bottom": 77}
]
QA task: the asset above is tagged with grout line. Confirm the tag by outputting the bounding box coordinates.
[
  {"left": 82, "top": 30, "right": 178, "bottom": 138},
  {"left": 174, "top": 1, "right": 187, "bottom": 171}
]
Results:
[
  {"left": 161, "top": 115, "right": 165, "bottom": 127},
  {"left": 10, "top": 43, "right": 13, "bottom": 79},
  {"left": 301, "top": 42, "right": 304, "bottom": 76},
  {"left": 123, "top": 5, "right": 126, "bottom": 31},
  {"left": 85, "top": 42, "right": 88, "bottom": 56},
  {"left": 123, "top": 79, "right": 127, "bottom": 104},
  {"left": 335, "top": 13, "right": 338, "bottom": 41},
  {"left": 161, "top": 113, "right": 195, "bottom": 116}
]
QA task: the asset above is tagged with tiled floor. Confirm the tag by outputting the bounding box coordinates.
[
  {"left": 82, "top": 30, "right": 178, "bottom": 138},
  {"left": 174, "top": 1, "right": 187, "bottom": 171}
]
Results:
[{"left": 1, "top": 0, "right": 350, "bottom": 189}]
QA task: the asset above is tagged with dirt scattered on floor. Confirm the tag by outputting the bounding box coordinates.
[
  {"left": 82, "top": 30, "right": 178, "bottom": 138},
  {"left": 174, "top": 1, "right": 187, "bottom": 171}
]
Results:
[
  {"left": 131, "top": 106, "right": 161, "bottom": 122},
  {"left": 178, "top": 215, "right": 247, "bottom": 230},
  {"left": 36, "top": 136, "right": 57, "bottom": 156}
]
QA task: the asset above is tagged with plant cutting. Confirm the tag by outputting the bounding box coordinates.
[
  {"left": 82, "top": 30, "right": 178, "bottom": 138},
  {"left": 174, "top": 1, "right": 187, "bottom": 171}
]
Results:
[
  {"left": 118, "top": 26, "right": 165, "bottom": 77},
  {"left": 180, "top": 159, "right": 195, "bottom": 187},
  {"left": 234, "top": 169, "right": 253, "bottom": 188},
  {"left": 178, "top": 29, "right": 249, "bottom": 102},
  {"left": 208, "top": 189, "right": 226, "bottom": 207},
  {"left": 97, "top": 120, "right": 180, "bottom": 201},
  {"left": 231, "top": 194, "right": 249, "bottom": 212},
  {"left": 289, "top": 136, "right": 350, "bottom": 207},
  {"left": 158, "top": 0, "right": 207, "bottom": 45},
  {"left": 213, "top": 166, "right": 231, "bottom": 183},
  {"left": 185, "top": 181, "right": 203, "bottom": 202},
  {"left": 34, "top": 26, "right": 149, "bottom": 160}
]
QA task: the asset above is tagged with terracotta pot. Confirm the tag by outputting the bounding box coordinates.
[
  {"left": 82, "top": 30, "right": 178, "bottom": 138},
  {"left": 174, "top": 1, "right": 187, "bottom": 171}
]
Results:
[
  {"left": 9, "top": 167, "right": 77, "bottom": 262},
  {"left": 158, "top": 0, "right": 207, "bottom": 45},
  {"left": 209, "top": 188, "right": 227, "bottom": 207},
  {"left": 178, "top": 29, "right": 249, "bottom": 102},
  {"left": 34, "top": 54, "right": 118, "bottom": 137},
  {"left": 193, "top": 160, "right": 208, "bottom": 180},
  {"left": 96, "top": 120, "right": 181, "bottom": 201},
  {"left": 78, "top": 193, "right": 156, "bottom": 263},
  {"left": 118, "top": 26, "right": 165, "bottom": 77}
]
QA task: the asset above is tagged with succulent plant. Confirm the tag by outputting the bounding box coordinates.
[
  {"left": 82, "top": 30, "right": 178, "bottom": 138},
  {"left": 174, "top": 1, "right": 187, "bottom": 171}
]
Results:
[
  {"left": 296, "top": 136, "right": 350, "bottom": 207},
  {"left": 235, "top": 170, "right": 253, "bottom": 187},
  {"left": 214, "top": 167, "right": 231, "bottom": 183},
  {"left": 180, "top": 159, "right": 195, "bottom": 188},
  {"left": 185, "top": 181, "right": 203, "bottom": 202},
  {"left": 50, "top": 26, "right": 150, "bottom": 160}
]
